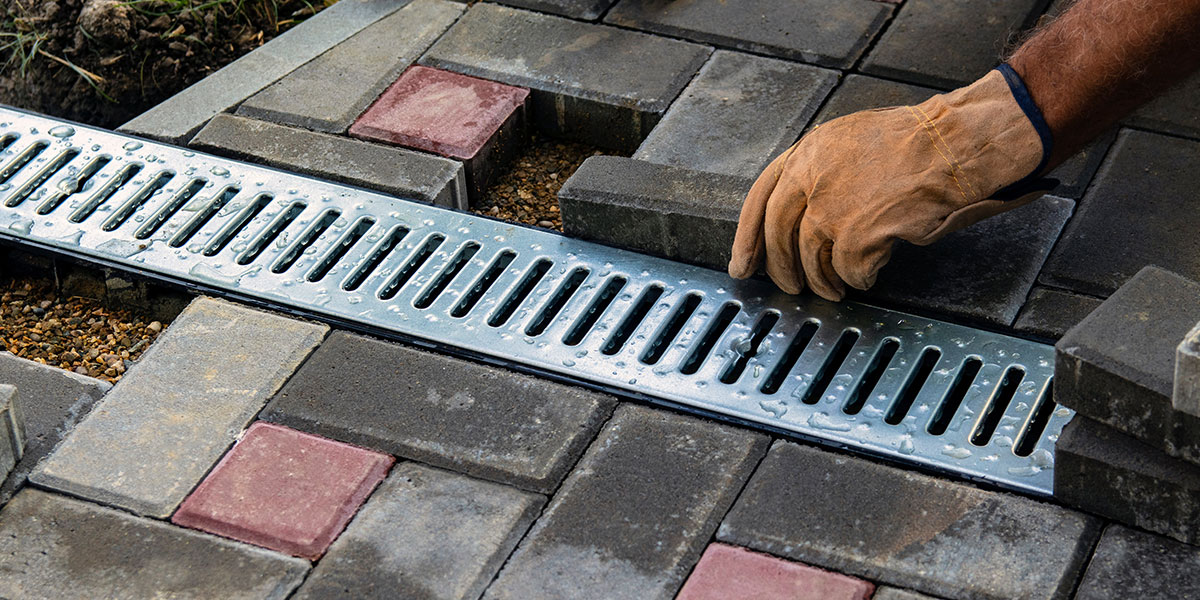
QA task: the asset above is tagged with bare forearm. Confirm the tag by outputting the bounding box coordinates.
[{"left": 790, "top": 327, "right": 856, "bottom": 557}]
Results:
[{"left": 1009, "top": 0, "right": 1200, "bottom": 167}]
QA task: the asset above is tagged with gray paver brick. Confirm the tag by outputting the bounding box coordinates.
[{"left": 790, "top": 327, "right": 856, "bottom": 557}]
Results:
[
  {"left": 858, "top": 195, "right": 1073, "bottom": 327},
  {"left": 189, "top": 114, "right": 466, "bottom": 207},
  {"left": 1054, "top": 266, "right": 1200, "bottom": 464},
  {"left": 484, "top": 404, "right": 768, "bottom": 600},
  {"left": 261, "top": 331, "right": 616, "bottom": 494},
  {"left": 492, "top": 0, "right": 617, "bottom": 20},
  {"left": 0, "top": 489, "right": 309, "bottom": 600},
  {"left": 872, "top": 588, "right": 946, "bottom": 600},
  {"left": 1040, "top": 130, "right": 1200, "bottom": 296},
  {"left": 420, "top": 3, "right": 711, "bottom": 151},
  {"left": 0, "top": 385, "right": 21, "bottom": 484},
  {"left": 119, "top": 0, "right": 412, "bottom": 144},
  {"left": 718, "top": 441, "right": 1101, "bottom": 600},
  {"left": 605, "top": 0, "right": 892, "bottom": 69},
  {"left": 238, "top": 0, "right": 463, "bottom": 135},
  {"left": 1056, "top": 416, "right": 1200, "bottom": 545},
  {"left": 558, "top": 156, "right": 751, "bottom": 270},
  {"left": 1175, "top": 322, "right": 1200, "bottom": 418},
  {"left": 0, "top": 353, "right": 110, "bottom": 503},
  {"left": 634, "top": 50, "right": 838, "bottom": 177},
  {"left": 861, "top": 0, "right": 1043, "bottom": 89},
  {"left": 1013, "top": 286, "right": 1103, "bottom": 341},
  {"left": 30, "top": 297, "right": 327, "bottom": 518},
  {"left": 296, "top": 463, "right": 544, "bottom": 600},
  {"left": 1074, "top": 525, "right": 1200, "bottom": 599},
  {"left": 1126, "top": 71, "right": 1200, "bottom": 140}
]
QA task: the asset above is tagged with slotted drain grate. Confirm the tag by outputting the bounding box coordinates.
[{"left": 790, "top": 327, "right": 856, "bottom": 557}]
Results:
[{"left": 0, "top": 107, "right": 1070, "bottom": 495}]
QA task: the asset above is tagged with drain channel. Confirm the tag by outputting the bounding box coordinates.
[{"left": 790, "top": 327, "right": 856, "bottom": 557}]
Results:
[{"left": 0, "top": 107, "right": 1070, "bottom": 495}]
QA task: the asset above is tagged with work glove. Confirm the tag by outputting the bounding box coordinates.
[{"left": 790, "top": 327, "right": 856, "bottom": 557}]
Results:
[{"left": 728, "top": 66, "right": 1055, "bottom": 301}]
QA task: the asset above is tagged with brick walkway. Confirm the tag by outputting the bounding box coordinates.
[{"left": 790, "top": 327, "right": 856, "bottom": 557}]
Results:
[{"left": 3, "top": 0, "right": 1200, "bottom": 598}]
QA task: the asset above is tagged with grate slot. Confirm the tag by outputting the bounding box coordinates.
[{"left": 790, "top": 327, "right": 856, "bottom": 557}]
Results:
[
  {"left": 760, "top": 321, "right": 820, "bottom": 394},
  {"left": 801, "top": 329, "right": 861, "bottom": 405},
  {"left": 602, "top": 284, "right": 664, "bottom": 355},
  {"left": 170, "top": 186, "right": 239, "bottom": 248},
  {"left": 1013, "top": 379, "right": 1055, "bottom": 457},
  {"left": 5, "top": 147, "right": 79, "bottom": 207},
  {"left": 679, "top": 302, "right": 740, "bottom": 375},
  {"left": 526, "top": 267, "right": 589, "bottom": 336},
  {"left": 452, "top": 250, "right": 516, "bottom": 318},
  {"left": 719, "top": 310, "right": 780, "bottom": 384},
  {"left": 844, "top": 338, "right": 900, "bottom": 414},
  {"left": 885, "top": 347, "right": 943, "bottom": 425},
  {"left": 379, "top": 234, "right": 445, "bottom": 300},
  {"left": 489, "top": 259, "right": 553, "bottom": 327},
  {"left": 307, "top": 216, "right": 373, "bottom": 282},
  {"left": 71, "top": 163, "right": 143, "bottom": 223},
  {"left": 563, "top": 275, "right": 626, "bottom": 346},
  {"left": 272, "top": 209, "right": 341, "bottom": 274},
  {"left": 103, "top": 170, "right": 175, "bottom": 231},
  {"left": 0, "top": 134, "right": 15, "bottom": 152},
  {"left": 37, "top": 154, "right": 111, "bottom": 215},
  {"left": 640, "top": 293, "right": 702, "bottom": 365},
  {"left": 927, "top": 357, "right": 983, "bottom": 435},
  {"left": 135, "top": 178, "right": 207, "bottom": 240},
  {"left": 343, "top": 225, "right": 408, "bottom": 291},
  {"left": 203, "top": 193, "right": 272, "bottom": 256},
  {"left": 415, "top": 242, "right": 480, "bottom": 309},
  {"left": 971, "top": 366, "right": 1025, "bottom": 446},
  {"left": 0, "top": 141, "right": 48, "bottom": 184},
  {"left": 236, "top": 202, "right": 306, "bottom": 266}
]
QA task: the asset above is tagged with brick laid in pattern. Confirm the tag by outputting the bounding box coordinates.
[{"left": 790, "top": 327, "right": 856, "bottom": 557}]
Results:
[
  {"left": 1126, "top": 71, "right": 1200, "bottom": 140},
  {"left": 0, "top": 385, "right": 21, "bottom": 485},
  {"left": 296, "top": 463, "right": 544, "bottom": 600},
  {"left": 633, "top": 50, "right": 837, "bottom": 177},
  {"left": 238, "top": 0, "right": 464, "bottom": 135},
  {"left": 261, "top": 331, "right": 616, "bottom": 494},
  {"left": 1013, "top": 286, "right": 1104, "bottom": 341},
  {"left": 30, "top": 297, "right": 327, "bottom": 518},
  {"left": 1073, "top": 525, "right": 1200, "bottom": 599},
  {"left": 119, "top": 0, "right": 410, "bottom": 144},
  {"left": 677, "top": 543, "right": 874, "bottom": 600},
  {"left": 190, "top": 114, "right": 467, "bottom": 208},
  {"left": 420, "top": 3, "right": 711, "bottom": 151},
  {"left": 605, "top": 0, "right": 891, "bottom": 69},
  {"left": 1176, "top": 322, "right": 1200, "bottom": 418},
  {"left": 0, "top": 489, "right": 309, "bottom": 599},
  {"left": 173, "top": 422, "right": 393, "bottom": 560},
  {"left": 861, "top": 0, "right": 1043, "bottom": 89},
  {"left": 484, "top": 405, "right": 768, "bottom": 600},
  {"left": 492, "top": 0, "right": 617, "bottom": 20},
  {"left": 719, "top": 441, "right": 1101, "bottom": 600},
  {"left": 872, "top": 589, "right": 946, "bottom": 600}
]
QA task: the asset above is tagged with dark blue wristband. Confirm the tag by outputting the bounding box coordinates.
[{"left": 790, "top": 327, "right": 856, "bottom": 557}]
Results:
[{"left": 994, "top": 64, "right": 1056, "bottom": 198}]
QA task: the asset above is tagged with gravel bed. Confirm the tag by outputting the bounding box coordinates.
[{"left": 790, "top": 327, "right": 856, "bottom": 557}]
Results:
[{"left": 472, "top": 135, "right": 605, "bottom": 231}]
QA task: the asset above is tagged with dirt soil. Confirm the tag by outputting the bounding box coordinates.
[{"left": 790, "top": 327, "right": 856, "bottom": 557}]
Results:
[
  {"left": 1, "top": 0, "right": 330, "bottom": 128},
  {"left": 474, "top": 134, "right": 605, "bottom": 231}
]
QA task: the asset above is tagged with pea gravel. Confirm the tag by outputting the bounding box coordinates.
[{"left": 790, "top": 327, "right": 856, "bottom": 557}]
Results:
[{"left": 473, "top": 135, "right": 605, "bottom": 231}]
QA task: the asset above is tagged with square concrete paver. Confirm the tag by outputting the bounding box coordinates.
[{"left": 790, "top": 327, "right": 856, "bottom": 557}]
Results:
[
  {"left": 173, "top": 422, "right": 394, "bottom": 560},
  {"left": 678, "top": 543, "right": 874, "bottom": 600}
]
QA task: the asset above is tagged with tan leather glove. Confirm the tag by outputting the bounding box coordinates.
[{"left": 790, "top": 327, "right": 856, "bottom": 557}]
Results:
[{"left": 728, "top": 67, "right": 1054, "bottom": 301}]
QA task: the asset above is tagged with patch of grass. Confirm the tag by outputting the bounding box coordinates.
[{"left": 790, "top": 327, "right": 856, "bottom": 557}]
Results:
[
  {"left": 119, "top": 0, "right": 335, "bottom": 32},
  {"left": 1, "top": 18, "right": 109, "bottom": 98}
]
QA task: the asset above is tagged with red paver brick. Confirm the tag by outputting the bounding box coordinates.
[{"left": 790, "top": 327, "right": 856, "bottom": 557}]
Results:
[
  {"left": 677, "top": 543, "right": 874, "bottom": 600},
  {"left": 350, "top": 65, "right": 528, "bottom": 160},
  {"left": 172, "top": 421, "right": 393, "bottom": 560}
]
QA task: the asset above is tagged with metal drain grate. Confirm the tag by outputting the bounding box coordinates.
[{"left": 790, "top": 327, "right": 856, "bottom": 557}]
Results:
[{"left": 0, "top": 107, "right": 1070, "bottom": 495}]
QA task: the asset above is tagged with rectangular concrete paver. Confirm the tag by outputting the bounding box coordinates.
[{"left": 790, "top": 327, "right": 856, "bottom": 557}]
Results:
[
  {"left": 261, "top": 331, "right": 616, "bottom": 494},
  {"left": 1074, "top": 525, "right": 1200, "bottom": 600},
  {"left": 0, "top": 385, "right": 21, "bottom": 484},
  {"left": 189, "top": 114, "right": 467, "bottom": 207},
  {"left": 420, "top": 3, "right": 711, "bottom": 151},
  {"left": 873, "top": 588, "right": 946, "bottom": 600},
  {"left": 1176, "top": 322, "right": 1200, "bottom": 418},
  {"left": 1125, "top": 71, "right": 1200, "bottom": 140},
  {"left": 237, "top": 0, "right": 464, "bottom": 135},
  {"left": 0, "top": 489, "right": 309, "bottom": 599},
  {"left": 677, "top": 543, "right": 873, "bottom": 600},
  {"left": 493, "top": 0, "right": 617, "bottom": 20},
  {"left": 1014, "top": 286, "right": 1103, "bottom": 341},
  {"left": 718, "top": 441, "right": 1101, "bottom": 600},
  {"left": 296, "top": 462, "right": 545, "bottom": 600},
  {"left": 119, "top": 0, "right": 412, "bottom": 144},
  {"left": 484, "top": 404, "right": 769, "bottom": 600},
  {"left": 605, "top": 0, "right": 892, "bottom": 69},
  {"left": 30, "top": 297, "right": 327, "bottom": 518},
  {"left": 634, "top": 50, "right": 837, "bottom": 177}
]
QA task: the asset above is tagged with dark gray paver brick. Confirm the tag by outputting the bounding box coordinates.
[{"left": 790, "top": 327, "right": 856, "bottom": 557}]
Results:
[
  {"left": 1055, "top": 417, "right": 1200, "bottom": 545},
  {"left": 484, "top": 404, "right": 768, "bottom": 600},
  {"left": 30, "top": 297, "right": 327, "bottom": 518},
  {"left": 873, "top": 588, "right": 945, "bottom": 600},
  {"left": 1126, "top": 71, "right": 1200, "bottom": 140},
  {"left": 634, "top": 50, "right": 838, "bottom": 177},
  {"left": 296, "top": 463, "right": 544, "bottom": 600},
  {"left": 119, "top": 0, "right": 411, "bottom": 144},
  {"left": 1040, "top": 130, "right": 1200, "bottom": 296},
  {"left": 0, "top": 385, "right": 20, "bottom": 484},
  {"left": 1055, "top": 266, "right": 1200, "bottom": 464},
  {"left": 492, "top": 0, "right": 617, "bottom": 20},
  {"left": 605, "top": 0, "right": 891, "bottom": 69},
  {"left": 559, "top": 156, "right": 751, "bottom": 270},
  {"left": 189, "top": 114, "right": 466, "bottom": 207},
  {"left": 237, "top": 0, "right": 464, "bottom": 134},
  {"left": 0, "top": 353, "right": 110, "bottom": 503},
  {"left": 261, "top": 331, "right": 616, "bottom": 494},
  {"left": 1014, "top": 287, "right": 1104, "bottom": 341},
  {"left": 1176, "top": 322, "right": 1200, "bottom": 418},
  {"left": 857, "top": 195, "right": 1073, "bottom": 327},
  {"left": 0, "top": 489, "right": 309, "bottom": 599},
  {"left": 861, "top": 0, "right": 1044, "bottom": 89},
  {"left": 811, "top": 74, "right": 1112, "bottom": 199},
  {"left": 718, "top": 441, "right": 1101, "bottom": 600},
  {"left": 1074, "top": 525, "right": 1200, "bottom": 599},
  {"left": 420, "top": 3, "right": 711, "bottom": 151}
]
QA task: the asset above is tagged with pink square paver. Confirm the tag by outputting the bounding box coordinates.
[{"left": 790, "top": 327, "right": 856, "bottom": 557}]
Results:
[
  {"left": 677, "top": 543, "right": 875, "bottom": 600},
  {"left": 172, "top": 421, "right": 393, "bottom": 559}
]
